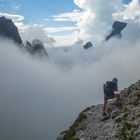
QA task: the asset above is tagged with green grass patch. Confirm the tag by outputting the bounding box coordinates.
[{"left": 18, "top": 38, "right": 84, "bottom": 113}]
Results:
[{"left": 64, "top": 112, "right": 87, "bottom": 140}]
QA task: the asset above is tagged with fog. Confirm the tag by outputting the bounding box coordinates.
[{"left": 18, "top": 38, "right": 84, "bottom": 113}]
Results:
[
  {"left": 1, "top": 1, "right": 140, "bottom": 139},
  {"left": 1, "top": 28, "right": 140, "bottom": 139}
]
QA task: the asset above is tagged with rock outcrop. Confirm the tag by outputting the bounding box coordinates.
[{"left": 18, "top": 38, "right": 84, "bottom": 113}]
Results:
[
  {"left": 0, "top": 16, "right": 22, "bottom": 45},
  {"left": 59, "top": 80, "right": 140, "bottom": 140},
  {"left": 106, "top": 21, "right": 127, "bottom": 41},
  {"left": 0, "top": 16, "right": 48, "bottom": 57},
  {"left": 83, "top": 41, "right": 93, "bottom": 49},
  {"left": 26, "top": 39, "right": 48, "bottom": 56}
]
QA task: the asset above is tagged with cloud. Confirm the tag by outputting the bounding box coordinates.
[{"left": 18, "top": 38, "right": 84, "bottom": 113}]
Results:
[
  {"left": 72, "top": 0, "right": 125, "bottom": 45},
  {"left": 0, "top": 12, "right": 24, "bottom": 22},
  {"left": 51, "top": 31, "right": 79, "bottom": 46},
  {"left": 1, "top": 27, "right": 140, "bottom": 139},
  {"left": 0, "top": 12, "right": 25, "bottom": 32},
  {"left": 70, "top": 0, "right": 140, "bottom": 45},
  {"left": 113, "top": 0, "right": 140, "bottom": 23},
  {"left": 0, "top": 12, "right": 56, "bottom": 47},
  {"left": 45, "top": 26, "right": 79, "bottom": 34},
  {"left": 20, "top": 24, "right": 55, "bottom": 47},
  {"left": 1, "top": 1, "right": 140, "bottom": 140},
  {"left": 52, "top": 10, "right": 82, "bottom": 22}
]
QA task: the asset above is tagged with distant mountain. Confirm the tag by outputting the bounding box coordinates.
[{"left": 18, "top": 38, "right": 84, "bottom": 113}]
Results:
[
  {"left": 26, "top": 39, "right": 48, "bottom": 56},
  {"left": 83, "top": 41, "right": 93, "bottom": 49},
  {"left": 106, "top": 21, "right": 127, "bottom": 41},
  {"left": 0, "top": 16, "right": 22, "bottom": 45},
  {"left": 0, "top": 16, "right": 48, "bottom": 57}
]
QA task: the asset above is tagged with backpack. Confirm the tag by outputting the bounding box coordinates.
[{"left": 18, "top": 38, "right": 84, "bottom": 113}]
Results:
[{"left": 103, "top": 81, "right": 115, "bottom": 96}]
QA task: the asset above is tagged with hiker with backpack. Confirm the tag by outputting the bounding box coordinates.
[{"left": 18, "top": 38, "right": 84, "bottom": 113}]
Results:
[{"left": 103, "top": 78, "right": 120, "bottom": 116}]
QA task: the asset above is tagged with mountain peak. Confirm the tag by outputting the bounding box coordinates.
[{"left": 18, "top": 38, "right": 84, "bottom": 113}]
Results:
[
  {"left": 106, "top": 21, "right": 127, "bottom": 41},
  {"left": 0, "top": 16, "right": 22, "bottom": 45},
  {"left": 83, "top": 41, "right": 93, "bottom": 49}
]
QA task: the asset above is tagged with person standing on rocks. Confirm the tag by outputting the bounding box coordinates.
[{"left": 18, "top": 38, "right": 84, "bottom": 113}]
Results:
[{"left": 103, "top": 77, "right": 120, "bottom": 116}]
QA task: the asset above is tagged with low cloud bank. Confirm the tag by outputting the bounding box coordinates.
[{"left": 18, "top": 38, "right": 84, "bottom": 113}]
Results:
[
  {"left": 1, "top": 28, "right": 140, "bottom": 139},
  {"left": 1, "top": 0, "right": 140, "bottom": 139}
]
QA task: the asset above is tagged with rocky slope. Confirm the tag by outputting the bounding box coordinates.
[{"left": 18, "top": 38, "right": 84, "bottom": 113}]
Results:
[
  {"left": 106, "top": 21, "right": 127, "bottom": 41},
  {"left": 58, "top": 80, "right": 140, "bottom": 140}
]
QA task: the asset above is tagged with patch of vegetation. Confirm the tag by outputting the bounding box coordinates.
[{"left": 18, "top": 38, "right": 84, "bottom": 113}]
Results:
[
  {"left": 64, "top": 112, "right": 87, "bottom": 140},
  {"left": 132, "top": 97, "right": 139, "bottom": 106},
  {"left": 123, "top": 106, "right": 131, "bottom": 113},
  {"left": 115, "top": 113, "right": 138, "bottom": 140},
  {"left": 136, "top": 112, "right": 140, "bottom": 118},
  {"left": 135, "top": 90, "right": 140, "bottom": 98},
  {"left": 82, "top": 107, "right": 91, "bottom": 113}
]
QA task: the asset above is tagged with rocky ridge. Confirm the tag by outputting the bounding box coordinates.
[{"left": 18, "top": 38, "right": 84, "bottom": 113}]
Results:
[
  {"left": 106, "top": 21, "right": 127, "bottom": 41},
  {"left": 0, "top": 16, "right": 47, "bottom": 57},
  {"left": 58, "top": 80, "right": 140, "bottom": 140},
  {"left": 83, "top": 42, "right": 93, "bottom": 49},
  {"left": 0, "top": 16, "right": 22, "bottom": 45},
  {"left": 26, "top": 39, "right": 48, "bottom": 56}
]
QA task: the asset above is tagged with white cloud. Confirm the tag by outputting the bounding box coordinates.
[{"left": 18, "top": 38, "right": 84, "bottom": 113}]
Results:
[
  {"left": 52, "top": 31, "right": 79, "bottom": 46},
  {"left": 52, "top": 10, "right": 82, "bottom": 22},
  {"left": 72, "top": 0, "right": 125, "bottom": 45},
  {"left": 0, "top": 12, "right": 55, "bottom": 47},
  {"left": 0, "top": 12, "right": 24, "bottom": 22},
  {"left": 113, "top": 0, "right": 140, "bottom": 23},
  {"left": 1, "top": 1, "right": 140, "bottom": 139},
  {"left": 45, "top": 26, "right": 79, "bottom": 34},
  {"left": 20, "top": 24, "right": 55, "bottom": 47},
  {"left": 1, "top": 0, "right": 140, "bottom": 47},
  {"left": 0, "top": 12, "right": 25, "bottom": 32}
]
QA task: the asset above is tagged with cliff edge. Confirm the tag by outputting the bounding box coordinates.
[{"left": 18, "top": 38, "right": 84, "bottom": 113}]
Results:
[{"left": 58, "top": 80, "right": 140, "bottom": 140}]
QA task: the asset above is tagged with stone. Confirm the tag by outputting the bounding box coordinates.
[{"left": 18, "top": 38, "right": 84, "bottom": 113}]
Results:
[{"left": 111, "top": 108, "right": 121, "bottom": 119}]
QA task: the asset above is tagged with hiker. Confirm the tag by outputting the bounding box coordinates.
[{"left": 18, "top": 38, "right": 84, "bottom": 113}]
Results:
[{"left": 103, "top": 78, "right": 120, "bottom": 116}]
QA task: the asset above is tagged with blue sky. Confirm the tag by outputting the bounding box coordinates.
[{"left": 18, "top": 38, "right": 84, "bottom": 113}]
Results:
[
  {"left": 123, "top": 0, "right": 132, "bottom": 4},
  {"left": 0, "top": 0, "right": 132, "bottom": 26},
  {"left": 0, "top": 0, "right": 79, "bottom": 27},
  {"left": 0, "top": 0, "right": 136, "bottom": 44}
]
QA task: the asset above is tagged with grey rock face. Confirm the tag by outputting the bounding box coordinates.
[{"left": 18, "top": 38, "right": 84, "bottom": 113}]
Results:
[
  {"left": 26, "top": 39, "right": 48, "bottom": 56},
  {"left": 0, "top": 16, "right": 22, "bottom": 44},
  {"left": 83, "top": 41, "right": 93, "bottom": 49},
  {"left": 106, "top": 21, "right": 127, "bottom": 41},
  {"left": 0, "top": 16, "right": 48, "bottom": 57},
  {"left": 111, "top": 108, "right": 121, "bottom": 119}
]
